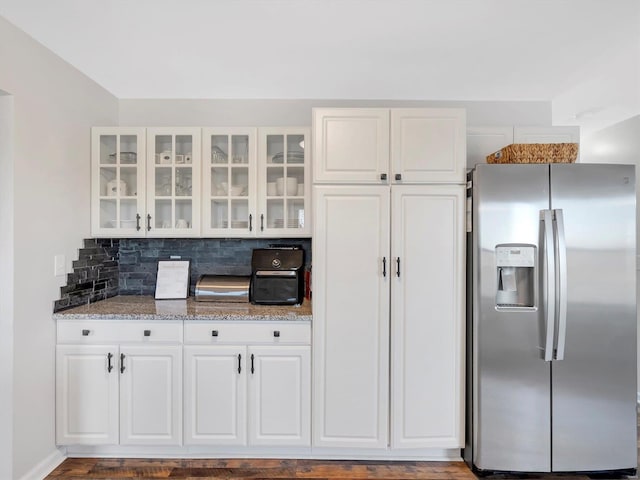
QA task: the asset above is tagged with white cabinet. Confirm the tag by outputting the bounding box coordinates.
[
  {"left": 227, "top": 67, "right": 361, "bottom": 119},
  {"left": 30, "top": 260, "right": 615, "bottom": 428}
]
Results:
[
  {"left": 56, "top": 320, "right": 183, "bottom": 446},
  {"left": 146, "top": 128, "right": 202, "bottom": 236},
  {"left": 313, "top": 108, "right": 466, "bottom": 184},
  {"left": 312, "top": 186, "right": 390, "bottom": 448},
  {"left": 312, "top": 185, "right": 465, "bottom": 449},
  {"left": 467, "top": 125, "right": 581, "bottom": 170},
  {"left": 183, "top": 322, "right": 311, "bottom": 446},
  {"left": 390, "top": 186, "right": 465, "bottom": 448},
  {"left": 248, "top": 345, "right": 311, "bottom": 446},
  {"left": 258, "top": 127, "right": 311, "bottom": 237},
  {"left": 91, "top": 128, "right": 146, "bottom": 237},
  {"left": 56, "top": 344, "right": 119, "bottom": 445}
]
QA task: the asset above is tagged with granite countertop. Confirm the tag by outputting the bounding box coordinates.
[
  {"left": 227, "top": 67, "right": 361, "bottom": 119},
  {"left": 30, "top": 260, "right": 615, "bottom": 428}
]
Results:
[{"left": 53, "top": 295, "right": 312, "bottom": 322}]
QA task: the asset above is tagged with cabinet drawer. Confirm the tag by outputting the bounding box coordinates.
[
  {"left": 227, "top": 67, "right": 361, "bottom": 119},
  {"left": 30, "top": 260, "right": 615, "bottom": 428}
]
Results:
[
  {"left": 57, "top": 320, "right": 183, "bottom": 344},
  {"left": 184, "top": 321, "right": 311, "bottom": 345}
]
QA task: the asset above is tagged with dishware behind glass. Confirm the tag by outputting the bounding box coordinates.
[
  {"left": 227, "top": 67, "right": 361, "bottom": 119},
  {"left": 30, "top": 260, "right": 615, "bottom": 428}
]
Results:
[
  {"left": 176, "top": 219, "right": 189, "bottom": 228},
  {"left": 275, "top": 178, "right": 285, "bottom": 196},
  {"left": 297, "top": 183, "right": 304, "bottom": 196},
  {"left": 267, "top": 182, "right": 277, "bottom": 196},
  {"left": 286, "top": 177, "right": 298, "bottom": 196}
]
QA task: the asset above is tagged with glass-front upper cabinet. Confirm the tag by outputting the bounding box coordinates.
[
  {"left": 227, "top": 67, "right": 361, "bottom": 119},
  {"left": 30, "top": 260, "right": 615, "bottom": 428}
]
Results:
[
  {"left": 91, "top": 127, "right": 146, "bottom": 237},
  {"left": 258, "top": 127, "right": 311, "bottom": 237},
  {"left": 146, "top": 128, "right": 201, "bottom": 237},
  {"left": 202, "top": 128, "right": 256, "bottom": 236}
]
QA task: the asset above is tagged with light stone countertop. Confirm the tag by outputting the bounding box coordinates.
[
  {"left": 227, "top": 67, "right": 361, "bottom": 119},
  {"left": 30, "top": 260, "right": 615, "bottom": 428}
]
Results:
[{"left": 53, "top": 295, "right": 312, "bottom": 322}]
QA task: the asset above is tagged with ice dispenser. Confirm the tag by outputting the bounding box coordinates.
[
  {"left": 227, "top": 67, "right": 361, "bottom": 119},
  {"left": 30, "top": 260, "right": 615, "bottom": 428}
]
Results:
[{"left": 495, "top": 244, "right": 535, "bottom": 308}]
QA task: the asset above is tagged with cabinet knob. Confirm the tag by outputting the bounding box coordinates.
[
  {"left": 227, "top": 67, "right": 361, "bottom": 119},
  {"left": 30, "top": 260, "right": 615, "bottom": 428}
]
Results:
[
  {"left": 82, "top": 329, "right": 90, "bottom": 336},
  {"left": 395, "top": 173, "right": 402, "bottom": 181},
  {"left": 143, "top": 329, "right": 151, "bottom": 337},
  {"left": 211, "top": 330, "right": 219, "bottom": 337},
  {"left": 380, "top": 173, "right": 388, "bottom": 181},
  {"left": 273, "top": 330, "right": 280, "bottom": 338}
]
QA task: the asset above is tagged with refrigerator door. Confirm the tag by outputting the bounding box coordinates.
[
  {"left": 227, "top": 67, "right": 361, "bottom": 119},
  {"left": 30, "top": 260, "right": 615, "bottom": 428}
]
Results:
[
  {"left": 473, "top": 164, "right": 552, "bottom": 472},
  {"left": 550, "top": 164, "right": 637, "bottom": 472}
]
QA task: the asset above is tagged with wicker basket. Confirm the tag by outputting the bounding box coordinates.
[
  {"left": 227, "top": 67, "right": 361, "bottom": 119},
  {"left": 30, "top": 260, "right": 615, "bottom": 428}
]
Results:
[{"left": 486, "top": 143, "right": 578, "bottom": 164}]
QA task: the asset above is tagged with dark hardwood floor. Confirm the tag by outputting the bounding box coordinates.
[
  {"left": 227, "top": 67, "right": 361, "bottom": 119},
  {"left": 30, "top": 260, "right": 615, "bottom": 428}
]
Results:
[{"left": 45, "top": 415, "right": 640, "bottom": 479}]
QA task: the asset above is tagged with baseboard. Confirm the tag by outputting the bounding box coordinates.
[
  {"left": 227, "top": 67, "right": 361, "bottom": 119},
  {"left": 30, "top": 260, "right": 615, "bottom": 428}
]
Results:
[{"left": 18, "top": 448, "right": 66, "bottom": 480}]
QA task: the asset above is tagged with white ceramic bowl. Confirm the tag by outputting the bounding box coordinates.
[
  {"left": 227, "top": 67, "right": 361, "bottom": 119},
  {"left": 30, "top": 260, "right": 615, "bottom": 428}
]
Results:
[{"left": 230, "top": 185, "right": 244, "bottom": 196}]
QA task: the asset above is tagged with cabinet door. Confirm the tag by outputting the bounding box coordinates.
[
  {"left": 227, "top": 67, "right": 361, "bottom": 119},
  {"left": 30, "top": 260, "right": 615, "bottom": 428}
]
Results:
[
  {"left": 258, "top": 127, "right": 311, "bottom": 237},
  {"left": 513, "top": 126, "right": 580, "bottom": 144},
  {"left": 313, "top": 108, "right": 390, "bottom": 184},
  {"left": 391, "top": 108, "right": 466, "bottom": 184},
  {"left": 91, "top": 128, "right": 146, "bottom": 237},
  {"left": 390, "top": 185, "right": 465, "bottom": 448},
  {"left": 202, "top": 128, "right": 257, "bottom": 237},
  {"left": 248, "top": 346, "right": 310, "bottom": 446},
  {"left": 146, "top": 128, "right": 201, "bottom": 236},
  {"left": 183, "top": 345, "right": 247, "bottom": 445},
  {"left": 56, "top": 345, "right": 119, "bottom": 445},
  {"left": 312, "top": 186, "right": 390, "bottom": 448},
  {"left": 467, "top": 126, "right": 514, "bottom": 170},
  {"left": 119, "top": 345, "right": 182, "bottom": 445}
]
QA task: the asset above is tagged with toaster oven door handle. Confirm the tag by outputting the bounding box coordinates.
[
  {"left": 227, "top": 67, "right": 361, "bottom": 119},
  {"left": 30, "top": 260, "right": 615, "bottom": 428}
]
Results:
[{"left": 254, "top": 270, "right": 297, "bottom": 277}]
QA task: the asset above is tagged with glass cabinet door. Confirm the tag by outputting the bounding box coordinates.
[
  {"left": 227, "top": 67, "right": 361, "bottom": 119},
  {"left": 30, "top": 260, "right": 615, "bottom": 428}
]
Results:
[
  {"left": 258, "top": 128, "right": 311, "bottom": 237},
  {"left": 91, "top": 128, "right": 146, "bottom": 237},
  {"left": 146, "top": 128, "right": 201, "bottom": 237},
  {"left": 202, "top": 128, "right": 256, "bottom": 236}
]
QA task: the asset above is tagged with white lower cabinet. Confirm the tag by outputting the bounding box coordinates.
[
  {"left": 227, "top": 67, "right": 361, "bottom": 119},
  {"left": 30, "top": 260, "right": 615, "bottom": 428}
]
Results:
[
  {"left": 183, "top": 322, "right": 311, "bottom": 447},
  {"left": 312, "top": 185, "right": 465, "bottom": 450},
  {"left": 56, "top": 320, "right": 183, "bottom": 446}
]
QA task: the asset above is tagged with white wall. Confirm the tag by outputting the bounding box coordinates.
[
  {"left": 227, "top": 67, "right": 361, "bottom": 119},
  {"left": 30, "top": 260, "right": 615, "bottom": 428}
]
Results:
[
  {"left": 119, "top": 99, "right": 550, "bottom": 127},
  {"left": 0, "top": 91, "right": 15, "bottom": 480},
  {"left": 580, "top": 115, "right": 640, "bottom": 396},
  {"left": 0, "top": 16, "right": 118, "bottom": 479}
]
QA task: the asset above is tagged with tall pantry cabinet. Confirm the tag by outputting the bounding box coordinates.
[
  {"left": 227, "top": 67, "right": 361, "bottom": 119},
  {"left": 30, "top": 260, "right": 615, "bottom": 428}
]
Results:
[{"left": 312, "top": 108, "right": 466, "bottom": 450}]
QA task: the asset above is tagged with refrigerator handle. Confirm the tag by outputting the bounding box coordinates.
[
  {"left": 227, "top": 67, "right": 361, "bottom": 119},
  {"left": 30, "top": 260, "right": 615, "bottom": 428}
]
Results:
[
  {"left": 541, "top": 210, "right": 556, "bottom": 362},
  {"left": 554, "top": 209, "right": 568, "bottom": 360}
]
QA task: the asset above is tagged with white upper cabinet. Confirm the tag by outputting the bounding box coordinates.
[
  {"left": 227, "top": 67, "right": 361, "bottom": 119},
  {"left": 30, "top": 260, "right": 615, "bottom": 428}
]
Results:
[
  {"left": 466, "top": 126, "right": 514, "bottom": 171},
  {"left": 513, "top": 126, "right": 580, "bottom": 144},
  {"left": 390, "top": 108, "right": 466, "bottom": 183},
  {"left": 202, "top": 128, "right": 257, "bottom": 237},
  {"left": 146, "top": 128, "right": 202, "bottom": 237},
  {"left": 313, "top": 108, "right": 466, "bottom": 184},
  {"left": 258, "top": 127, "right": 311, "bottom": 237},
  {"left": 313, "top": 108, "right": 390, "bottom": 184},
  {"left": 91, "top": 128, "right": 147, "bottom": 237}
]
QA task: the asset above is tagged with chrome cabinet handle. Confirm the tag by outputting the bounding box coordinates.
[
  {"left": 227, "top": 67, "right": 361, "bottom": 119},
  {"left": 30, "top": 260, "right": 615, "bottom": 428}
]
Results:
[
  {"left": 136, "top": 213, "right": 141, "bottom": 231},
  {"left": 382, "top": 257, "right": 387, "bottom": 277},
  {"left": 396, "top": 257, "right": 401, "bottom": 278},
  {"left": 237, "top": 354, "right": 241, "bottom": 374},
  {"left": 120, "top": 353, "right": 126, "bottom": 374},
  {"left": 273, "top": 330, "right": 280, "bottom": 338},
  {"left": 380, "top": 173, "right": 387, "bottom": 181},
  {"left": 211, "top": 330, "right": 219, "bottom": 337},
  {"left": 82, "top": 329, "right": 90, "bottom": 336},
  {"left": 395, "top": 174, "right": 402, "bottom": 181},
  {"left": 251, "top": 353, "right": 255, "bottom": 374},
  {"left": 249, "top": 214, "right": 253, "bottom": 232},
  {"left": 260, "top": 214, "right": 264, "bottom": 232},
  {"left": 143, "top": 330, "right": 151, "bottom": 337},
  {"left": 146, "top": 214, "right": 152, "bottom": 231}
]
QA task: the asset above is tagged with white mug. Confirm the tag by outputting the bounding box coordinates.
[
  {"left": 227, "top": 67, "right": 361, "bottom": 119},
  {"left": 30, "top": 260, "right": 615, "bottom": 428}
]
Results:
[
  {"left": 286, "top": 177, "right": 298, "bottom": 196},
  {"left": 267, "top": 182, "right": 277, "bottom": 196},
  {"left": 176, "top": 219, "right": 189, "bottom": 228},
  {"left": 161, "top": 220, "right": 171, "bottom": 228}
]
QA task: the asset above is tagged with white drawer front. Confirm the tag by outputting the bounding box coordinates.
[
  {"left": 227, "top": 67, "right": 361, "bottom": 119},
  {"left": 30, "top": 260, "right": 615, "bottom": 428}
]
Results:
[
  {"left": 184, "top": 322, "right": 311, "bottom": 345},
  {"left": 57, "top": 320, "right": 183, "bottom": 344}
]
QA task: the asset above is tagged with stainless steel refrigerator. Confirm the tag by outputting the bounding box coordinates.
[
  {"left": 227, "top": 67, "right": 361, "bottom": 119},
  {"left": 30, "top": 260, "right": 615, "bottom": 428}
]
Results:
[{"left": 464, "top": 163, "right": 637, "bottom": 475}]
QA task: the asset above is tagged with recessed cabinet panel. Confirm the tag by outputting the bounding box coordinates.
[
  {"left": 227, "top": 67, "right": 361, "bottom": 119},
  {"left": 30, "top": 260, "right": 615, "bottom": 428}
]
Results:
[
  {"left": 313, "top": 108, "right": 390, "bottom": 183},
  {"left": 91, "top": 127, "right": 146, "bottom": 237},
  {"left": 391, "top": 186, "right": 465, "bottom": 448},
  {"left": 390, "top": 108, "right": 466, "bottom": 183}
]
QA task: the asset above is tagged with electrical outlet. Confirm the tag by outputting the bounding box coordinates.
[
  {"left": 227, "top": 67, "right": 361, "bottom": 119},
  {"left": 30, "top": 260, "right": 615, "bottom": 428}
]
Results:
[{"left": 54, "top": 254, "right": 66, "bottom": 277}]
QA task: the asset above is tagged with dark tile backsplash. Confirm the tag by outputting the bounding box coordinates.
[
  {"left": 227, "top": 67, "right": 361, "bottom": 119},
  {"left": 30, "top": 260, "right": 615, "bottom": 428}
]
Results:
[
  {"left": 54, "top": 237, "right": 311, "bottom": 311},
  {"left": 53, "top": 238, "right": 120, "bottom": 312}
]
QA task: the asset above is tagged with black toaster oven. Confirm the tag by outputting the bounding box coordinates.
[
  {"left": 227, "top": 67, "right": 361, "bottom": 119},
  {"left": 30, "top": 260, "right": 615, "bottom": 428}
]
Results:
[{"left": 250, "top": 247, "right": 305, "bottom": 305}]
